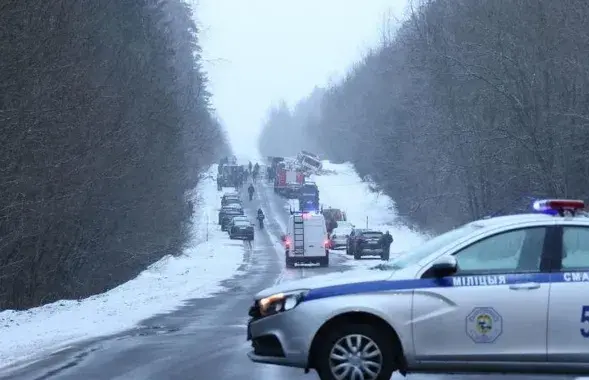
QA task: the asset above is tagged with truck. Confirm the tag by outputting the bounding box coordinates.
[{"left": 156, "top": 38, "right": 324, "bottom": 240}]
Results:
[
  {"left": 274, "top": 166, "right": 304, "bottom": 198},
  {"left": 218, "top": 164, "right": 240, "bottom": 187},
  {"left": 298, "top": 181, "right": 320, "bottom": 212}
]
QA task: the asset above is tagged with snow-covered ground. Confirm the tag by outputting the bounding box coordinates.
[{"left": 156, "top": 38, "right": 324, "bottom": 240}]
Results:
[
  {"left": 0, "top": 165, "right": 245, "bottom": 369},
  {"left": 311, "top": 161, "right": 427, "bottom": 270}
]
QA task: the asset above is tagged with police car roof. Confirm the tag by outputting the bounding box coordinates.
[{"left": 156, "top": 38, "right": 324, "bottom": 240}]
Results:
[{"left": 470, "top": 212, "right": 589, "bottom": 228}]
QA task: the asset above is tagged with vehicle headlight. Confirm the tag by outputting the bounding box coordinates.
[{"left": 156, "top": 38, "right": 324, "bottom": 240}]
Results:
[{"left": 258, "top": 290, "right": 308, "bottom": 316}]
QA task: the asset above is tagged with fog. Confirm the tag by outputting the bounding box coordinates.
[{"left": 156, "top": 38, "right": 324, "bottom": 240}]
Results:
[{"left": 197, "top": 0, "right": 407, "bottom": 158}]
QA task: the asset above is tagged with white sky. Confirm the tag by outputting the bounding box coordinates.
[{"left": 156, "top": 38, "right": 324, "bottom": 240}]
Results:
[{"left": 195, "top": 0, "right": 408, "bottom": 158}]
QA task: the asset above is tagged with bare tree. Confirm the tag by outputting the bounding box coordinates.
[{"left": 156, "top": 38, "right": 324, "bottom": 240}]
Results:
[
  {"left": 0, "top": 0, "right": 230, "bottom": 309},
  {"left": 258, "top": 0, "right": 589, "bottom": 233}
]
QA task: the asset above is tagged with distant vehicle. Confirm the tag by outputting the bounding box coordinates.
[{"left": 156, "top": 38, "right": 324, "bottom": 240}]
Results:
[
  {"left": 348, "top": 230, "right": 385, "bottom": 260},
  {"left": 330, "top": 225, "right": 354, "bottom": 249},
  {"left": 218, "top": 204, "right": 243, "bottom": 225},
  {"left": 219, "top": 164, "right": 240, "bottom": 187},
  {"left": 297, "top": 151, "right": 322, "bottom": 172},
  {"left": 298, "top": 182, "right": 319, "bottom": 211},
  {"left": 335, "top": 220, "right": 354, "bottom": 230},
  {"left": 221, "top": 193, "right": 241, "bottom": 207},
  {"left": 274, "top": 167, "right": 304, "bottom": 198},
  {"left": 227, "top": 215, "right": 250, "bottom": 230},
  {"left": 221, "top": 208, "right": 245, "bottom": 231},
  {"left": 282, "top": 211, "right": 329, "bottom": 268},
  {"left": 345, "top": 228, "right": 368, "bottom": 254},
  {"left": 246, "top": 199, "right": 589, "bottom": 379},
  {"left": 229, "top": 218, "right": 254, "bottom": 241}
]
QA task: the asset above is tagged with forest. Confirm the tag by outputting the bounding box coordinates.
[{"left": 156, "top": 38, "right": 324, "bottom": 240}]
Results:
[
  {"left": 0, "top": 0, "right": 230, "bottom": 309},
  {"left": 259, "top": 0, "right": 589, "bottom": 233}
]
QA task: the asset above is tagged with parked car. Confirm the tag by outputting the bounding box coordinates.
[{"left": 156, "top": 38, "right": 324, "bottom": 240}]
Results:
[
  {"left": 345, "top": 228, "right": 368, "bottom": 255},
  {"left": 330, "top": 226, "right": 353, "bottom": 249},
  {"left": 221, "top": 209, "right": 244, "bottom": 231},
  {"left": 227, "top": 215, "right": 250, "bottom": 232},
  {"left": 229, "top": 219, "right": 254, "bottom": 241},
  {"left": 218, "top": 204, "right": 243, "bottom": 225},
  {"left": 347, "top": 229, "right": 384, "bottom": 259},
  {"left": 221, "top": 192, "right": 241, "bottom": 207}
]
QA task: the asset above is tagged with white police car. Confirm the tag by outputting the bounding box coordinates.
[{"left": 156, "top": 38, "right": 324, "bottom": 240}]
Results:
[{"left": 246, "top": 199, "right": 589, "bottom": 379}]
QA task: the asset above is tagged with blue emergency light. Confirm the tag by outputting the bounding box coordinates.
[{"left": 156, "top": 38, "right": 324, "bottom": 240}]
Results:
[{"left": 532, "top": 199, "right": 585, "bottom": 216}]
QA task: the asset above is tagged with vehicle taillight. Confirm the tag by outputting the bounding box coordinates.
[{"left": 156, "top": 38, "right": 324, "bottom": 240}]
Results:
[{"left": 324, "top": 240, "right": 330, "bottom": 248}]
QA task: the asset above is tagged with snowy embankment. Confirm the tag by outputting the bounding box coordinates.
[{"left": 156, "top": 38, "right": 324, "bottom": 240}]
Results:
[
  {"left": 0, "top": 164, "right": 244, "bottom": 369},
  {"left": 311, "top": 161, "right": 427, "bottom": 270}
]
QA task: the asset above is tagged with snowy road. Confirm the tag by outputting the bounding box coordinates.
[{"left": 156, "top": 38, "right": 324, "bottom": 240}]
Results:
[{"left": 0, "top": 180, "right": 574, "bottom": 380}]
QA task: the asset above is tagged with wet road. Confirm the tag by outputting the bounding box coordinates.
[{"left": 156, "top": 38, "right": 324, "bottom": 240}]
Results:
[{"left": 0, "top": 180, "right": 575, "bottom": 380}]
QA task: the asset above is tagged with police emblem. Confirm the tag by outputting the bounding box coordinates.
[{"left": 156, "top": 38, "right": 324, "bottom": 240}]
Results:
[{"left": 466, "top": 307, "right": 502, "bottom": 343}]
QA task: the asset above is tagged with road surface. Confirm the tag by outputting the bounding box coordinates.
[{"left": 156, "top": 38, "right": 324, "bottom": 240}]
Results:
[{"left": 0, "top": 180, "right": 573, "bottom": 380}]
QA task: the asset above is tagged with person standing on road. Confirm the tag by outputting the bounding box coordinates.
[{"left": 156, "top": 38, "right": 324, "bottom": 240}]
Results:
[
  {"left": 248, "top": 183, "right": 255, "bottom": 201},
  {"left": 326, "top": 218, "right": 338, "bottom": 237},
  {"left": 380, "top": 231, "right": 394, "bottom": 257},
  {"left": 248, "top": 161, "right": 252, "bottom": 173}
]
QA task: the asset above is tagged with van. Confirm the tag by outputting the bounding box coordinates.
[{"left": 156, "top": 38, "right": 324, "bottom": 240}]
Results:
[{"left": 283, "top": 212, "right": 329, "bottom": 268}]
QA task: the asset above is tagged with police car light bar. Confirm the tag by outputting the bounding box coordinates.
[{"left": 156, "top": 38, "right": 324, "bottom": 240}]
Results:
[{"left": 532, "top": 199, "right": 585, "bottom": 213}]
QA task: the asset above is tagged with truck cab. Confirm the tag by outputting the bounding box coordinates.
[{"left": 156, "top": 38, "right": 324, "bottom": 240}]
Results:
[{"left": 282, "top": 212, "right": 329, "bottom": 268}]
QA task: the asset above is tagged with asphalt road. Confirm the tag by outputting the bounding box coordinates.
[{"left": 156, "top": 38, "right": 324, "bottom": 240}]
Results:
[{"left": 0, "top": 180, "right": 574, "bottom": 380}]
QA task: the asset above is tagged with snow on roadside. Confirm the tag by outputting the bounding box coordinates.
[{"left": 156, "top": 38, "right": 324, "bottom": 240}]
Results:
[
  {"left": 310, "top": 161, "right": 427, "bottom": 270},
  {"left": 0, "top": 164, "right": 244, "bottom": 369}
]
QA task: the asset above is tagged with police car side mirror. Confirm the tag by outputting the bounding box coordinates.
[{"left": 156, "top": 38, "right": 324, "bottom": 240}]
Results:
[{"left": 428, "top": 256, "right": 458, "bottom": 277}]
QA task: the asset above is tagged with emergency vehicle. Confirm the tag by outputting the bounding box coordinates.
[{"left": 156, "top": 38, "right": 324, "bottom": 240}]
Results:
[
  {"left": 274, "top": 164, "right": 304, "bottom": 198},
  {"left": 282, "top": 210, "right": 329, "bottom": 268},
  {"left": 248, "top": 199, "right": 589, "bottom": 379}
]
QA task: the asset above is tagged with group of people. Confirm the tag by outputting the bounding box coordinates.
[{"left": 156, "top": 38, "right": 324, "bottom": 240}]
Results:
[{"left": 216, "top": 161, "right": 261, "bottom": 191}]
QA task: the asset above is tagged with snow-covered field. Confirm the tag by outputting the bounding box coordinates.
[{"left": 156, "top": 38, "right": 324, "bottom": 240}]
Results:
[
  {"left": 311, "top": 161, "right": 427, "bottom": 270},
  {"left": 0, "top": 165, "right": 245, "bottom": 369}
]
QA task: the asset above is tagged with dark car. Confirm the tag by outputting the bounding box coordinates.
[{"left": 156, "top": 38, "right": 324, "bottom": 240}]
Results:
[
  {"left": 227, "top": 215, "right": 250, "bottom": 232},
  {"left": 229, "top": 219, "right": 254, "bottom": 241},
  {"left": 221, "top": 193, "right": 241, "bottom": 207},
  {"left": 348, "top": 230, "right": 384, "bottom": 260},
  {"left": 218, "top": 205, "right": 243, "bottom": 225},
  {"left": 221, "top": 209, "right": 245, "bottom": 231}
]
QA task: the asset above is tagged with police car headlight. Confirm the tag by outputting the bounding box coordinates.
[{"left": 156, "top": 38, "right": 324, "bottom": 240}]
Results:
[{"left": 259, "top": 290, "right": 308, "bottom": 316}]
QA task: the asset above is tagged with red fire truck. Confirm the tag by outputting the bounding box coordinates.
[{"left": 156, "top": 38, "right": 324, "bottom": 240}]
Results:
[{"left": 274, "top": 166, "right": 304, "bottom": 198}]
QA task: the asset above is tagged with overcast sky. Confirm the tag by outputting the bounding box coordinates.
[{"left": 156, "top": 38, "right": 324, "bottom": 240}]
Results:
[{"left": 195, "top": 0, "right": 408, "bottom": 158}]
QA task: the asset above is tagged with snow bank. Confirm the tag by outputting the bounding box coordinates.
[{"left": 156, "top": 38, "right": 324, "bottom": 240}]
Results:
[
  {"left": 0, "top": 165, "right": 244, "bottom": 369},
  {"left": 310, "top": 161, "right": 427, "bottom": 268}
]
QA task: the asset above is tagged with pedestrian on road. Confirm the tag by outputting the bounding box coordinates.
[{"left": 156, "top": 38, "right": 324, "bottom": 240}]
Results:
[
  {"left": 248, "top": 183, "right": 255, "bottom": 201},
  {"left": 379, "top": 231, "right": 394, "bottom": 259}
]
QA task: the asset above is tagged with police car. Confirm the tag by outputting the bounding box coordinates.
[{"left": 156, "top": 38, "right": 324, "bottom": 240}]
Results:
[{"left": 246, "top": 199, "right": 589, "bottom": 379}]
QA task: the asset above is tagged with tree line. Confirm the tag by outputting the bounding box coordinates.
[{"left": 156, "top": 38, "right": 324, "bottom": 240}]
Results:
[
  {"left": 0, "top": 0, "right": 230, "bottom": 309},
  {"left": 258, "top": 0, "right": 589, "bottom": 233}
]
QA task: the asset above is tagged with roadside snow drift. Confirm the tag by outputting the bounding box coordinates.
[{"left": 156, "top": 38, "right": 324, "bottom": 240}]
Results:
[
  {"left": 310, "top": 161, "right": 426, "bottom": 265},
  {"left": 0, "top": 164, "right": 245, "bottom": 369}
]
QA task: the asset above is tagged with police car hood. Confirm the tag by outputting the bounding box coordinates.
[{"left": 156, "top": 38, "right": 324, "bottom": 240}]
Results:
[{"left": 254, "top": 268, "right": 412, "bottom": 299}]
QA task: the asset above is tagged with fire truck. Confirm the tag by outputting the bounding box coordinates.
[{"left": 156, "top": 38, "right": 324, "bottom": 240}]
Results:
[{"left": 274, "top": 164, "right": 304, "bottom": 198}]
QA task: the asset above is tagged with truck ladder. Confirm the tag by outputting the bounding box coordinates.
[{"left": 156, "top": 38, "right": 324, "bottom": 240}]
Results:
[{"left": 293, "top": 213, "right": 305, "bottom": 254}]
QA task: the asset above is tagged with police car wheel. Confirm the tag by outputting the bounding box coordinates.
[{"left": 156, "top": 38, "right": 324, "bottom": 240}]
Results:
[{"left": 315, "top": 323, "right": 394, "bottom": 380}]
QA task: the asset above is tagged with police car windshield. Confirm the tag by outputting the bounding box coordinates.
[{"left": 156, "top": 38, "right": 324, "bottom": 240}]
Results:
[{"left": 389, "top": 223, "right": 482, "bottom": 269}]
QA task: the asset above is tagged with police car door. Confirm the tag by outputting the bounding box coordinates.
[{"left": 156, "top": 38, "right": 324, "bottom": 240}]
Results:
[
  {"left": 547, "top": 223, "right": 589, "bottom": 364},
  {"left": 412, "top": 226, "right": 553, "bottom": 363}
]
